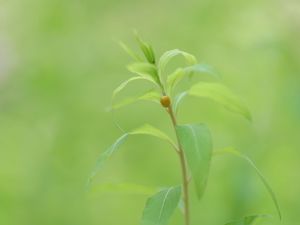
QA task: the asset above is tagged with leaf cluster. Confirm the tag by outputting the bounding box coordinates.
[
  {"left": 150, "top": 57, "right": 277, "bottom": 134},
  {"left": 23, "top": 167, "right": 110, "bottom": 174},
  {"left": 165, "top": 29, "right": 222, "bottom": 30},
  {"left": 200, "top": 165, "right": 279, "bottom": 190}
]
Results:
[{"left": 89, "top": 34, "right": 281, "bottom": 225}]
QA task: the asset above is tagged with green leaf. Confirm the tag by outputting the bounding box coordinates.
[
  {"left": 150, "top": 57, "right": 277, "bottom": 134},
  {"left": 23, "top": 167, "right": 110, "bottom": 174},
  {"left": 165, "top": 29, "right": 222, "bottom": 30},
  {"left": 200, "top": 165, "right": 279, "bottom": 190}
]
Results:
[
  {"left": 214, "top": 148, "right": 281, "bottom": 220},
  {"left": 158, "top": 49, "right": 197, "bottom": 76},
  {"left": 224, "top": 214, "right": 270, "bottom": 225},
  {"left": 134, "top": 31, "right": 156, "bottom": 64},
  {"left": 176, "top": 123, "right": 213, "bottom": 199},
  {"left": 119, "top": 41, "right": 143, "bottom": 61},
  {"left": 90, "top": 182, "right": 158, "bottom": 196},
  {"left": 166, "top": 64, "right": 220, "bottom": 95},
  {"left": 127, "top": 62, "right": 160, "bottom": 84},
  {"left": 112, "top": 76, "right": 158, "bottom": 100},
  {"left": 141, "top": 186, "right": 181, "bottom": 225},
  {"left": 112, "top": 90, "right": 161, "bottom": 110},
  {"left": 88, "top": 124, "right": 177, "bottom": 188},
  {"left": 188, "top": 82, "right": 252, "bottom": 121},
  {"left": 87, "top": 134, "right": 129, "bottom": 187},
  {"left": 172, "top": 91, "right": 188, "bottom": 115},
  {"left": 130, "top": 124, "right": 177, "bottom": 150}
]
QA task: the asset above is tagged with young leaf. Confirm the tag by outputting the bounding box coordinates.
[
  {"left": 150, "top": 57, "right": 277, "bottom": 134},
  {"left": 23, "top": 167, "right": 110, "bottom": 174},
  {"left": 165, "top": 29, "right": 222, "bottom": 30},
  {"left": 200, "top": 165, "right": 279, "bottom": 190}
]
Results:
[
  {"left": 90, "top": 182, "right": 158, "bottom": 196},
  {"left": 112, "top": 90, "right": 161, "bottom": 110},
  {"left": 158, "top": 49, "right": 197, "bottom": 76},
  {"left": 141, "top": 186, "right": 181, "bottom": 225},
  {"left": 176, "top": 123, "right": 213, "bottom": 199},
  {"left": 166, "top": 64, "right": 220, "bottom": 95},
  {"left": 134, "top": 32, "right": 156, "bottom": 64},
  {"left": 188, "top": 82, "right": 252, "bottom": 121},
  {"left": 128, "top": 62, "right": 160, "bottom": 84},
  {"left": 119, "top": 41, "right": 143, "bottom": 61},
  {"left": 130, "top": 124, "right": 177, "bottom": 150},
  {"left": 224, "top": 214, "right": 269, "bottom": 225},
  {"left": 214, "top": 148, "right": 281, "bottom": 220},
  {"left": 112, "top": 76, "right": 158, "bottom": 100}
]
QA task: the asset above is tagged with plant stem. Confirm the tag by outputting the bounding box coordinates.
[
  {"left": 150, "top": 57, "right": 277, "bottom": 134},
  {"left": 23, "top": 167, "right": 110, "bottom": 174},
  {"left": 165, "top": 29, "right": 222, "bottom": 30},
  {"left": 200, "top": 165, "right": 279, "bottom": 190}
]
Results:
[{"left": 167, "top": 105, "right": 190, "bottom": 225}]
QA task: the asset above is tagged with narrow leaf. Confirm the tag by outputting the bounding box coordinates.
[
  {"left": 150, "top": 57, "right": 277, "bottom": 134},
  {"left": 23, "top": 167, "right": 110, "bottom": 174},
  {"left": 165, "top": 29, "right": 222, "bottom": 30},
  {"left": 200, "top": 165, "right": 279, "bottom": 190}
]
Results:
[
  {"left": 112, "top": 76, "right": 158, "bottom": 100},
  {"left": 128, "top": 62, "right": 160, "bottom": 84},
  {"left": 159, "top": 49, "right": 197, "bottom": 76},
  {"left": 176, "top": 123, "right": 213, "bottom": 199},
  {"left": 87, "top": 134, "right": 129, "bottom": 186},
  {"left": 134, "top": 31, "right": 156, "bottom": 64},
  {"left": 141, "top": 186, "right": 181, "bottom": 225},
  {"left": 166, "top": 64, "right": 220, "bottom": 95},
  {"left": 130, "top": 124, "right": 177, "bottom": 150},
  {"left": 214, "top": 148, "right": 281, "bottom": 220},
  {"left": 112, "top": 90, "right": 161, "bottom": 110},
  {"left": 188, "top": 82, "right": 252, "bottom": 121},
  {"left": 88, "top": 125, "right": 177, "bottom": 188},
  {"left": 224, "top": 214, "right": 270, "bottom": 225},
  {"left": 119, "top": 41, "right": 143, "bottom": 61}
]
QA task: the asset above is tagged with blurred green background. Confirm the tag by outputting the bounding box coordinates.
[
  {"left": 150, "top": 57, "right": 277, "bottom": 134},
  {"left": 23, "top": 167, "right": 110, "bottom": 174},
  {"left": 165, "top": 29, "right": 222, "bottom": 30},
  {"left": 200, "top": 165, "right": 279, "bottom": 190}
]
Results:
[{"left": 0, "top": 0, "right": 299, "bottom": 224}]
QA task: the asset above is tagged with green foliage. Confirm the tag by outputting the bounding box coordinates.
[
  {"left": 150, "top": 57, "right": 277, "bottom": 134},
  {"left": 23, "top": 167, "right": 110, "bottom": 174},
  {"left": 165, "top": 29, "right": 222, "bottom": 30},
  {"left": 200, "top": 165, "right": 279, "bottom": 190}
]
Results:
[
  {"left": 89, "top": 34, "right": 280, "bottom": 225},
  {"left": 188, "top": 82, "right": 252, "bottom": 121},
  {"left": 176, "top": 123, "right": 212, "bottom": 199},
  {"left": 88, "top": 124, "right": 177, "bottom": 187},
  {"left": 127, "top": 62, "right": 160, "bottom": 84},
  {"left": 166, "top": 64, "right": 220, "bottom": 95},
  {"left": 141, "top": 186, "right": 182, "bottom": 225},
  {"left": 112, "top": 90, "right": 160, "bottom": 110}
]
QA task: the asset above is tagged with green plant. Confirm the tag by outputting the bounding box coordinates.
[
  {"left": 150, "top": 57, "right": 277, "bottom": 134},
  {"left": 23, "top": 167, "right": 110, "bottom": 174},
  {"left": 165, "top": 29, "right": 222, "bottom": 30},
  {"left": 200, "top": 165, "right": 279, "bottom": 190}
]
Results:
[{"left": 88, "top": 33, "right": 281, "bottom": 225}]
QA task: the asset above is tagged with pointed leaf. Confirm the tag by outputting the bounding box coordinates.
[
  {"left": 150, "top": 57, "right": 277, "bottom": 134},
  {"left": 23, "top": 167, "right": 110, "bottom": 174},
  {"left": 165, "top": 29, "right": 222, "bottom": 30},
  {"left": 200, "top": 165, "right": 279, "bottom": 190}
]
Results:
[
  {"left": 134, "top": 32, "right": 156, "bottom": 64},
  {"left": 214, "top": 148, "right": 281, "bottom": 220},
  {"left": 130, "top": 124, "right": 177, "bottom": 149},
  {"left": 141, "top": 186, "right": 181, "bottom": 225},
  {"left": 112, "top": 76, "right": 158, "bottom": 100},
  {"left": 176, "top": 123, "right": 213, "bottom": 199},
  {"left": 224, "top": 214, "right": 270, "bottom": 225},
  {"left": 87, "top": 134, "right": 129, "bottom": 186},
  {"left": 188, "top": 82, "right": 252, "bottom": 121},
  {"left": 128, "top": 63, "right": 160, "bottom": 84},
  {"left": 88, "top": 124, "right": 177, "bottom": 188},
  {"left": 158, "top": 49, "right": 197, "bottom": 76},
  {"left": 119, "top": 41, "right": 143, "bottom": 61},
  {"left": 112, "top": 90, "right": 161, "bottom": 110}
]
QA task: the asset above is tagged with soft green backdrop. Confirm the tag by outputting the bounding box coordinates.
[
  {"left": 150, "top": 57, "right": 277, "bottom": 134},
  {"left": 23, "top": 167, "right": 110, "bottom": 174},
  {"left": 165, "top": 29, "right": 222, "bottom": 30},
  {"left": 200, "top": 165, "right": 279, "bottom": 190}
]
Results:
[{"left": 0, "top": 0, "right": 299, "bottom": 224}]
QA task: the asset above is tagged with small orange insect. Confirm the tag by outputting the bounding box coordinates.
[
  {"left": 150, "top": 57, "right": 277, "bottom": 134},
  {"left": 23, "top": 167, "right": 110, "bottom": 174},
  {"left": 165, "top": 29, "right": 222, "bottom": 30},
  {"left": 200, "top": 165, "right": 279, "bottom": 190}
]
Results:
[{"left": 160, "top": 95, "right": 171, "bottom": 108}]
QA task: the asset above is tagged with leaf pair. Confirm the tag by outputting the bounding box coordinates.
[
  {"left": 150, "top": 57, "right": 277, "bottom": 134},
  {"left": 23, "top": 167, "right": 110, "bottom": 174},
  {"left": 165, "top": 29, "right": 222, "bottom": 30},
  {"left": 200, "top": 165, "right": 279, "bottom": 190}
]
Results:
[
  {"left": 140, "top": 124, "right": 212, "bottom": 225},
  {"left": 175, "top": 124, "right": 281, "bottom": 219}
]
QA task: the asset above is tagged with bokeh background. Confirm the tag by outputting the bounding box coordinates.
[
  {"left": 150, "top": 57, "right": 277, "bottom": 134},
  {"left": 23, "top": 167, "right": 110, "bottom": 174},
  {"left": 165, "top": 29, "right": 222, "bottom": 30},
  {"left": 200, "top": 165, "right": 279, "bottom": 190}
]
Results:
[{"left": 0, "top": 0, "right": 299, "bottom": 224}]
